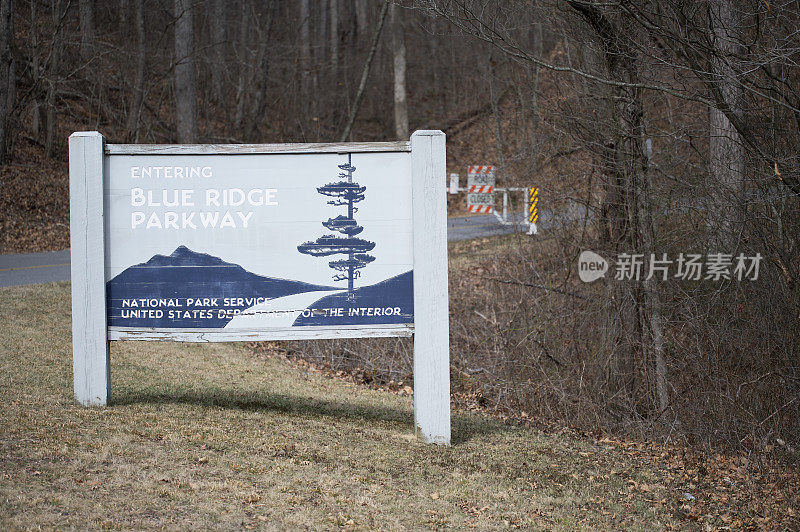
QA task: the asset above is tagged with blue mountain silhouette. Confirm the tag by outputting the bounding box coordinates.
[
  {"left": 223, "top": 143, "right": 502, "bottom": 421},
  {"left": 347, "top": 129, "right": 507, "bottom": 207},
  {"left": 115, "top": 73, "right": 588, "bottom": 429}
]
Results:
[
  {"left": 106, "top": 246, "right": 335, "bottom": 328},
  {"left": 292, "top": 270, "right": 413, "bottom": 326}
]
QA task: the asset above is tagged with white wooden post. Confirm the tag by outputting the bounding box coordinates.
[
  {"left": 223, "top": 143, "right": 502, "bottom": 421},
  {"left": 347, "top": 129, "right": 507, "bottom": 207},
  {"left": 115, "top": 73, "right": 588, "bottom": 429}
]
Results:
[
  {"left": 411, "top": 130, "right": 451, "bottom": 445},
  {"left": 69, "top": 131, "right": 110, "bottom": 406}
]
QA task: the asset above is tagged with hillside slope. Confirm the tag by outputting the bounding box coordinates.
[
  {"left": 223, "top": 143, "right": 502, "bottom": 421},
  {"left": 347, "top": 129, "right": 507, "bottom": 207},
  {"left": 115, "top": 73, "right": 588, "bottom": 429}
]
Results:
[{"left": 0, "top": 282, "right": 796, "bottom": 530}]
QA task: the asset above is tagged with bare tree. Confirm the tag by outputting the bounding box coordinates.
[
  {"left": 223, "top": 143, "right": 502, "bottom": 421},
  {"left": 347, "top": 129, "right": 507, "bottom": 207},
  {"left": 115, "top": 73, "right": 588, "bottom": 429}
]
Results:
[
  {"left": 330, "top": 0, "right": 339, "bottom": 69},
  {"left": 567, "top": 2, "right": 668, "bottom": 414},
  {"left": 28, "top": 0, "right": 43, "bottom": 143},
  {"left": 607, "top": 1, "right": 800, "bottom": 196},
  {"left": 244, "top": 0, "right": 277, "bottom": 141},
  {"left": 174, "top": 0, "right": 199, "bottom": 143},
  {"left": 125, "top": 0, "right": 146, "bottom": 142},
  {"left": 79, "top": 0, "right": 95, "bottom": 64},
  {"left": 210, "top": 0, "right": 226, "bottom": 104},
  {"left": 340, "top": 0, "right": 390, "bottom": 141},
  {"left": 0, "top": 0, "right": 13, "bottom": 164},
  {"left": 527, "top": 21, "right": 542, "bottom": 159},
  {"left": 355, "top": 0, "right": 368, "bottom": 40},
  {"left": 300, "top": 0, "right": 311, "bottom": 95},
  {"left": 421, "top": 0, "right": 672, "bottom": 414},
  {"left": 45, "top": 0, "right": 66, "bottom": 157},
  {"left": 391, "top": 3, "right": 408, "bottom": 139},
  {"left": 708, "top": 0, "right": 745, "bottom": 247},
  {"left": 233, "top": 0, "right": 251, "bottom": 132},
  {"left": 487, "top": 52, "right": 506, "bottom": 179}
]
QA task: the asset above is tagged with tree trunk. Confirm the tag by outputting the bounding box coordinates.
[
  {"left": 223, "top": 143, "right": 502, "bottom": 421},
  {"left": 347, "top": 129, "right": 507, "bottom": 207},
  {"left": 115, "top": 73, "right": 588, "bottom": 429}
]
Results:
[
  {"left": 79, "top": 0, "right": 95, "bottom": 64},
  {"left": 244, "top": 1, "right": 277, "bottom": 141},
  {"left": 391, "top": 3, "right": 408, "bottom": 139},
  {"left": 29, "top": 0, "right": 43, "bottom": 143},
  {"left": 300, "top": 0, "right": 311, "bottom": 96},
  {"left": 0, "top": 0, "right": 13, "bottom": 164},
  {"left": 45, "top": 0, "right": 65, "bottom": 158},
  {"left": 487, "top": 52, "right": 506, "bottom": 180},
  {"left": 429, "top": 18, "right": 442, "bottom": 114},
  {"left": 233, "top": 0, "right": 250, "bottom": 132},
  {"left": 313, "top": 0, "right": 327, "bottom": 123},
  {"left": 211, "top": 0, "right": 225, "bottom": 104},
  {"left": 609, "top": 36, "right": 669, "bottom": 416},
  {"left": 355, "top": 0, "right": 368, "bottom": 41},
  {"left": 174, "top": 0, "right": 198, "bottom": 143},
  {"left": 528, "top": 22, "right": 542, "bottom": 161},
  {"left": 125, "top": 0, "right": 146, "bottom": 142},
  {"left": 329, "top": 0, "right": 339, "bottom": 69},
  {"left": 708, "top": 0, "right": 745, "bottom": 248}
]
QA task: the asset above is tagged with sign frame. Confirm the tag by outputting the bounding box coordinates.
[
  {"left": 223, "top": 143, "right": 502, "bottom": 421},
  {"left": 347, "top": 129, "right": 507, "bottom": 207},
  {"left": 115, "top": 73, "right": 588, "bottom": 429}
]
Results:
[{"left": 69, "top": 130, "right": 450, "bottom": 445}]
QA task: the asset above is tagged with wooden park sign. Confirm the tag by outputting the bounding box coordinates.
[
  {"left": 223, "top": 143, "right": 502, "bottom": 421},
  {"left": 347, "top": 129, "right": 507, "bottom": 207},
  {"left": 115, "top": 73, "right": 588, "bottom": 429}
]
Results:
[{"left": 69, "top": 130, "right": 450, "bottom": 445}]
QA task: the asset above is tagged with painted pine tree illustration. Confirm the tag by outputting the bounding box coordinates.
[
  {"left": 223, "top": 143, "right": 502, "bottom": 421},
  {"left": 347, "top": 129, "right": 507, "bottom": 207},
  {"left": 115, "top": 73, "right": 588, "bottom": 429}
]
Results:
[{"left": 298, "top": 155, "right": 376, "bottom": 301}]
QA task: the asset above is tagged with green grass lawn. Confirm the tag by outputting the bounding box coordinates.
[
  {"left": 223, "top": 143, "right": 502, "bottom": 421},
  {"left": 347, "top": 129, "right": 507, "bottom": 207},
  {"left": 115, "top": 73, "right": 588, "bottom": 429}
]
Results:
[{"left": 0, "top": 282, "right": 683, "bottom": 530}]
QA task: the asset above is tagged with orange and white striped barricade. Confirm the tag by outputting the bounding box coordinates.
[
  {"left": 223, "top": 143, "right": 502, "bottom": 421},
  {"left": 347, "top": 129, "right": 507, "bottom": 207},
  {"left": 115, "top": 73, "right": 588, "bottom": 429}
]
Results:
[{"left": 466, "top": 165, "right": 495, "bottom": 214}]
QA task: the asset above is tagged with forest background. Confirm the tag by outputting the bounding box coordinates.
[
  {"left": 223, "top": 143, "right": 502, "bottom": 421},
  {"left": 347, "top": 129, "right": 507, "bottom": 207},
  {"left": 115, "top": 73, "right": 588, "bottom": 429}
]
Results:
[{"left": 0, "top": 0, "right": 798, "bottom": 468}]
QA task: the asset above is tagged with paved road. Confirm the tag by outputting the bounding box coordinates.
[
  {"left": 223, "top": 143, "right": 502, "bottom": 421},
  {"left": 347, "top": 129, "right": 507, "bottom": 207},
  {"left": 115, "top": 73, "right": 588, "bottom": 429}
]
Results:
[
  {"left": 0, "top": 249, "right": 72, "bottom": 287},
  {"left": 447, "top": 214, "right": 530, "bottom": 241},
  {"left": 0, "top": 215, "right": 532, "bottom": 287}
]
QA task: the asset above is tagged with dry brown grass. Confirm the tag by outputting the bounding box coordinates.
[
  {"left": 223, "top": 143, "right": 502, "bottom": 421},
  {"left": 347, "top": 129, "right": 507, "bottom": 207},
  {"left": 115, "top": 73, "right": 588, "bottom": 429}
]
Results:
[{"left": 0, "top": 281, "right": 692, "bottom": 530}]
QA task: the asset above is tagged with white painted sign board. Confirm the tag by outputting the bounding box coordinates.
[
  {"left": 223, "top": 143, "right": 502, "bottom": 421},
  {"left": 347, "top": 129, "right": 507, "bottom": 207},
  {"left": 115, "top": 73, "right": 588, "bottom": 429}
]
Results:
[
  {"left": 69, "top": 131, "right": 451, "bottom": 445},
  {"left": 467, "top": 165, "right": 495, "bottom": 214},
  {"left": 449, "top": 173, "right": 459, "bottom": 194}
]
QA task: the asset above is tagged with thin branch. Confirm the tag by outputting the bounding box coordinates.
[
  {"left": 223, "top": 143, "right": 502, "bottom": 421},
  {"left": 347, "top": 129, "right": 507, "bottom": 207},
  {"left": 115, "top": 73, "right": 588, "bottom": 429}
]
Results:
[{"left": 482, "top": 276, "right": 588, "bottom": 300}]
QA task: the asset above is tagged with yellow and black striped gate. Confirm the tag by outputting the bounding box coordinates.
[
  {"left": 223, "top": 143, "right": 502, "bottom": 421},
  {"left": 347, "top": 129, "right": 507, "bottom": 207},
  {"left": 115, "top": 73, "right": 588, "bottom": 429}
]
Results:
[{"left": 527, "top": 187, "right": 539, "bottom": 235}]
